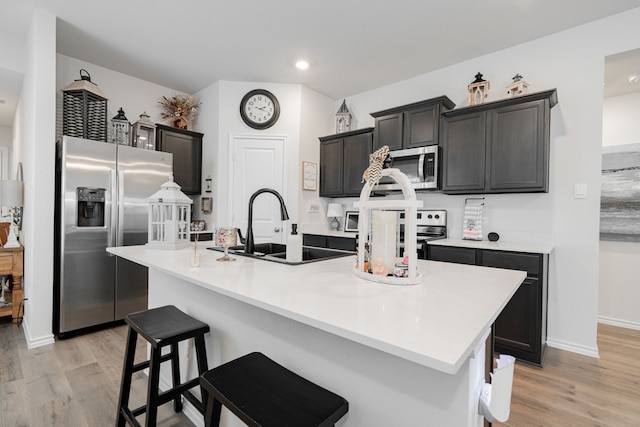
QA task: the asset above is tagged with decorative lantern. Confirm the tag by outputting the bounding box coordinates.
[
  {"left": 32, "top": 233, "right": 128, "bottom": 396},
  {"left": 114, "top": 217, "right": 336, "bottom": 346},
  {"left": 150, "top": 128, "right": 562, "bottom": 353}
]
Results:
[
  {"left": 111, "top": 107, "right": 131, "bottom": 145},
  {"left": 506, "top": 74, "right": 529, "bottom": 97},
  {"left": 132, "top": 111, "right": 156, "bottom": 149},
  {"left": 468, "top": 72, "right": 490, "bottom": 106},
  {"left": 62, "top": 69, "right": 108, "bottom": 141},
  {"left": 147, "top": 175, "right": 193, "bottom": 250},
  {"left": 335, "top": 99, "right": 352, "bottom": 133}
]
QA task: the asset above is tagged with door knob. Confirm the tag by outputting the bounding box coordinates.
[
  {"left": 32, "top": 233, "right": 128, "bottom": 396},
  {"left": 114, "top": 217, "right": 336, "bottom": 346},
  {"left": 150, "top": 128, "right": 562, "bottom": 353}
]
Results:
[{"left": 274, "top": 227, "right": 281, "bottom": 232}]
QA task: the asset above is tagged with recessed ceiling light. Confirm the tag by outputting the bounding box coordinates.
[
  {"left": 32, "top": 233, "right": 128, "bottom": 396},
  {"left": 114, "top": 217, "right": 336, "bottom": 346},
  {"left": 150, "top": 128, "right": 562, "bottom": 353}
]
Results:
[
  {"left": 628, "top": 74, "right": 640, "bottom": 83},
  {"left": 295, "top": 60, "right": 309, "bottom": 70}
]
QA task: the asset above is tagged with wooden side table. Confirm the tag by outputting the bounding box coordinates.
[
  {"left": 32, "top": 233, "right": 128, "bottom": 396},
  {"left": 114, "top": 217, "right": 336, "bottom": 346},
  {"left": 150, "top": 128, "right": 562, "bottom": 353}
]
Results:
[{"left": 0, "top": 245, "right": 24, "bottom": 323}]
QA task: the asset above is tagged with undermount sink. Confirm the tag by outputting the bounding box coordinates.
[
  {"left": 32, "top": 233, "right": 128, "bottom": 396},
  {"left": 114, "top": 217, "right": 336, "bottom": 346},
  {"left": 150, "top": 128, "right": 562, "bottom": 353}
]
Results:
[{"left": 207, "top": 243, "right": 354, "bottom": 265}]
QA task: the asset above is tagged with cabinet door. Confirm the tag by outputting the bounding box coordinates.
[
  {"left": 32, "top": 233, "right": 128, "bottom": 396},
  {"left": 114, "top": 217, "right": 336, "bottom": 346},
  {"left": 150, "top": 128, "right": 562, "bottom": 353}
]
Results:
[
  {"left": 342, "top": 132, "right": 372, "bottom": 196},
  {"left": 494, "top": 277, "right": 542, "bottom": 358},
  {"left": 303, "top": 234, "right": 327, "bottom": 248},
  {"left": 373, "top": 113, "right": 403, "bottom": 151},
  {"left": 319, "top": 138, "right": 343, "bottom": 197},
  {"left": 427, "top": 245, "right": 477, "bottom": 265},
  {"left": 157, "top": 127, "right": 202, "bottom": 194},
  {"left": 326, "top": 236, "right": 357, "bottom": 251},
  {"left": 404, "top": 105, "right": 438, "bottom": 148},
  {"left": 441, "top": 112, "right": 487, "bottom": 193},
  {"left": 489, "top": 100, "right": 548, "bottom": 192}
]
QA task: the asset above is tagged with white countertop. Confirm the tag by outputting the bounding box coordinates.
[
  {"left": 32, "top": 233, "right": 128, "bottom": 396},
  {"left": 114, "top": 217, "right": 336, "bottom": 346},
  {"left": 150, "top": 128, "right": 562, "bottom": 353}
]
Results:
[
  {"left": 429, "top": 238, "right": 554, "bottom": 254},
  {"left": 107, "top": 244, "right": 524, "bottom": 375}
]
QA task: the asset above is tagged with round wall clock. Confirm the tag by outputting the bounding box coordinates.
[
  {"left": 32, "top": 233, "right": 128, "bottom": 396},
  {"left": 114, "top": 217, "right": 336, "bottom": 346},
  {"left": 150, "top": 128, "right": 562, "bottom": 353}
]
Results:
[{"left": 240, "top": 89, "right": 280, "bottom": 129}]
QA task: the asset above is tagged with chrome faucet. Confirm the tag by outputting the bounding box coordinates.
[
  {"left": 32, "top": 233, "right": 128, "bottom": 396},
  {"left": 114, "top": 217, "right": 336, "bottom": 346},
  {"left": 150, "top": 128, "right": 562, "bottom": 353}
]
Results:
[{"left": 245, "top": 188, "right": 290, "bottom": 254}]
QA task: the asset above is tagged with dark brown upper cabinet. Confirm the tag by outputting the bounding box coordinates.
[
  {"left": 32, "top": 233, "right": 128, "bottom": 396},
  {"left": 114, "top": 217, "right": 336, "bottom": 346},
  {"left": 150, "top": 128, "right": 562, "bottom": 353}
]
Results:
[
  {"left": 370, "top": 96, "right": 455, "bottom": 151},
  {"left": 319, "top": 128, "right": 374, "bottom": 197},
  {"left": 156, "top": 124, "right": 203, "bottom": 195},
  {"left": 441, "top": 89, "right": 557, "bottom": 194}
]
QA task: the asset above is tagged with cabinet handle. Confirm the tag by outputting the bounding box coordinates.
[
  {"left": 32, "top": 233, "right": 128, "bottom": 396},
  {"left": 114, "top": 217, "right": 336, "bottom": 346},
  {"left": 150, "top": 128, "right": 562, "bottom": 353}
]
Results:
[{"left": 274, "top": 227, "right": 281, "bottom": 232}]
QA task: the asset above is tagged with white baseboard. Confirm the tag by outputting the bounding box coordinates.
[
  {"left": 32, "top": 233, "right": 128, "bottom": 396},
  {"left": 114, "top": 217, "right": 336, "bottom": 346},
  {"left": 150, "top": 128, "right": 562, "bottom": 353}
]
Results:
[
  {"left": 546, "top": 338, "right": 600, "bottom": 358},
  {"left": 22, "top": 318, "right": 55, "bottom": 349},
  {"left": 598, "top": 316, "right": 640, "bottom": 331}
]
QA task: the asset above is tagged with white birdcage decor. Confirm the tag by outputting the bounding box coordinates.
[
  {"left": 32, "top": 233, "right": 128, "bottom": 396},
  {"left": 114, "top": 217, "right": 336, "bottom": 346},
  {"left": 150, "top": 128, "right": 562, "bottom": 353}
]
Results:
[
  {"left": 335, "top": 99, "right": 352, "bottom": 133},
  {"left": 132, "top": 111, "right": 156, "bottom": 149},
  {"left": 111, "top": 107, "right": 131, "bottom": 145},
  {"left": 147, "top": 175, "right": 193, "bottom": 250},
  {"left": 506, "top": 74, "right": 529, "bottom": 97},
  {"left": 468, "top": 72, "right": 490, "bottom": 106}
]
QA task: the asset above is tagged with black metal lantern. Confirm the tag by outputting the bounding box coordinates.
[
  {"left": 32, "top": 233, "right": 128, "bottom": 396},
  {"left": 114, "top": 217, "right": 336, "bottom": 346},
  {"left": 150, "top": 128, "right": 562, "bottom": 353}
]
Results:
[
  {"left": 111, "top": 107, "right": 131, "bottom": 145},
  {"left": 62, "top": 69, "right": 108, "bottom": 141}
]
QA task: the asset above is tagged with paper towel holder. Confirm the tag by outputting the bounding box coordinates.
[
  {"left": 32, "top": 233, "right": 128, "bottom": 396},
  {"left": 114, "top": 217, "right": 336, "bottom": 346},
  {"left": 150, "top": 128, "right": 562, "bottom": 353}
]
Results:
[{"left": 478, "top": 354, "right": 516, "bottom": 423}]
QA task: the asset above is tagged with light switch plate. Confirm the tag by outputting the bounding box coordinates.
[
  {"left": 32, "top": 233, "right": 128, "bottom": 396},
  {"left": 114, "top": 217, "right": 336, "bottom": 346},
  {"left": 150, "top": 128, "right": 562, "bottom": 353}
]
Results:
[{"left": 574, "top": 183, "right": 587, "bottom": 199}]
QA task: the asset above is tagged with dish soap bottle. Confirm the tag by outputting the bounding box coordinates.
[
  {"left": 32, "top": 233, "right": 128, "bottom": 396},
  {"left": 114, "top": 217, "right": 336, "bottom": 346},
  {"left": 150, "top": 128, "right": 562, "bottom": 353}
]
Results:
[{"left": 286, "top": 223, "right": 302, "bottom": 263}]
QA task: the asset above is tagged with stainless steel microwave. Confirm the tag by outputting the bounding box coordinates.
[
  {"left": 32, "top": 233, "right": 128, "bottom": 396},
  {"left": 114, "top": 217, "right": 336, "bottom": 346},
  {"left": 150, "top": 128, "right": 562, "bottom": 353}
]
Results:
[{"left": 376, "top": 146, "right": 439, "bottom": 191}]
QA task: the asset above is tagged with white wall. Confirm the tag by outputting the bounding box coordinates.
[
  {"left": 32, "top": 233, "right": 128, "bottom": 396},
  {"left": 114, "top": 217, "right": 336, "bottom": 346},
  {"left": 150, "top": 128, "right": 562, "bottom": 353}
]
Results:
[
  {"left": 599, "top": 91, "right": 640, "bottom": 329},
  {"left": 195, "top": 81, "right": 333, "bottom": 234},
  {"left": 19, "top": 8, "right": 57, "bottom": 347},
  {"left": 0, "top": 126, "right": 12, "bottom": 179},
  {"left": 332, "top": 8, "right": 640, "bottom": 357},
  {"left": 298, "top": 85, "right": 335, "bottom": 226}
]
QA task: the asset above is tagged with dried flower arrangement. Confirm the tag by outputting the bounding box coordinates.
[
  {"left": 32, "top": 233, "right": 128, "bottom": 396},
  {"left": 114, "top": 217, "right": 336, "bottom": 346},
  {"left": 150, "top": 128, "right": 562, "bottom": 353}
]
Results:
[{"left": 159, "top": 94, "right": 201, "bottom": 129}]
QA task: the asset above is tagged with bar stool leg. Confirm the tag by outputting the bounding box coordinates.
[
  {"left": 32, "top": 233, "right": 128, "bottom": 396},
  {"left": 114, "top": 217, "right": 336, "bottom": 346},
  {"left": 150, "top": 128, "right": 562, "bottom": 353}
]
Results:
[
  {"left": 169, "top": 343, "right": 183, "bottom": 413},
  {"left": 144, "top": 347, "right": 162, "bottom": 427},
  {"left": 203, "top": 394, "right": 222, "bottom": 427},
  {"left": 194, "top": 335, "right": 209, "bottom": 411},
  {"left": 116, "top": 328, "right": 138, "bottom": 427}
]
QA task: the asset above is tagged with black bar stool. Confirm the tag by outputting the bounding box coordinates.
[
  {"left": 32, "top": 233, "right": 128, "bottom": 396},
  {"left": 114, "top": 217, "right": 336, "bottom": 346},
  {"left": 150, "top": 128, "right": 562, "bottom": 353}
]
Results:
[
  {"left": 200, "top": 352, "right": 349, "bottom": 427},
  {"left": 116, "top": 305, "right": 210, "bottom": 427}
]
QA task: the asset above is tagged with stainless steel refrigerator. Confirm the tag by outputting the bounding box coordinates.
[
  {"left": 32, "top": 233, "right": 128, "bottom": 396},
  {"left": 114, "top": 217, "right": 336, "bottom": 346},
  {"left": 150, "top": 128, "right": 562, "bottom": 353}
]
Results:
[{"left": 54, "top": 136, "right": 173, "bottom": 336}]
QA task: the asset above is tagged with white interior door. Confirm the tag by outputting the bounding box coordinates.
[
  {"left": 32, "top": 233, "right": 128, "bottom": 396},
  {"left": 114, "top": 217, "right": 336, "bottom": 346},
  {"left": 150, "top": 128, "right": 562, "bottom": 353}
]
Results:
[{"left": 231, "top": 135, "right": 286, "bottom": 244}]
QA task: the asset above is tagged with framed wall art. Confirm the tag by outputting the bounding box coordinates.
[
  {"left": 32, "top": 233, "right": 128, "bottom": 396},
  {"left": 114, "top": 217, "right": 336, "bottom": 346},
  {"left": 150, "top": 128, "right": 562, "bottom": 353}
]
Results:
[
  {"left": 302, "top": 161, "right": 317, "bottom": 191},
  {"left": 600, "top": 143, "right": 640, "bottom": 241}
]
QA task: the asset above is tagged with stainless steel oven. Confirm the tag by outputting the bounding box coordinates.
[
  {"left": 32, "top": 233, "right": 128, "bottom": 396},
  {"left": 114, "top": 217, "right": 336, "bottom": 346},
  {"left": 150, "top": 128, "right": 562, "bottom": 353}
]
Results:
[
  {"left": 398, "top": 209, "right": 447, "bottom": 259},
  {"left": 376, "top": 146, "right": 439, "bottom": 191}
]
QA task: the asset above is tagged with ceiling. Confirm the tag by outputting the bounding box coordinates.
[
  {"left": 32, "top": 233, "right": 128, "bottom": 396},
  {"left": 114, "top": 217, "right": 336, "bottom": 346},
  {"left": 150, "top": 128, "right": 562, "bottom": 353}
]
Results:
[{"left": 2, "top": 0, "right": 640, "bottom": 127}]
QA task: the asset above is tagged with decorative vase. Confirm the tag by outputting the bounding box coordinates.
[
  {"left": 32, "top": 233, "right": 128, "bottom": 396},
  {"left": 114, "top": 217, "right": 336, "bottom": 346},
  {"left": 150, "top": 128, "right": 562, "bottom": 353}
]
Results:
[{"left": 173, "top": 118, "right": 188, "bottom": 130}]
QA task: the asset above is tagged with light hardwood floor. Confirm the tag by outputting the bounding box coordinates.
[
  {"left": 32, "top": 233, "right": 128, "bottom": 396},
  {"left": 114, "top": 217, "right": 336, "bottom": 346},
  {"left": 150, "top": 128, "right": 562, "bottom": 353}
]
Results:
[
  {"left": 1, "top": 320, "right": 638, "bottom": 426},
  {"left": 0, "top": 319, "right": 193, "bottom": 426}
]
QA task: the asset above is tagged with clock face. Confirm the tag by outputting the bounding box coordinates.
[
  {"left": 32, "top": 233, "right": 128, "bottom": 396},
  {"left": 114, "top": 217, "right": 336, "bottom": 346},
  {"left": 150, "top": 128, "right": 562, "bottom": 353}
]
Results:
[{"left": 240, "top": 89, "right": 280, "bottom": 129}]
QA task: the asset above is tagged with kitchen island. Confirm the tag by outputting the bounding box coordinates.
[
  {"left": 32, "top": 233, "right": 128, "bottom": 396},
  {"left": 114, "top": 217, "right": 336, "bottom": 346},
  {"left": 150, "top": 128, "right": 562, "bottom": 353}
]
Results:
[{"left": 107, "top": 244, "right": 525, "bottom": 427}]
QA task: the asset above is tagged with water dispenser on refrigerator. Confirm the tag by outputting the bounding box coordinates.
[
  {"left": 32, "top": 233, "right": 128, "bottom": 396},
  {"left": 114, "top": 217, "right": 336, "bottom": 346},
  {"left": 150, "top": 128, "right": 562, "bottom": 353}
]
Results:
[{"left": 77, "top": 187, "right": 105, "bottom": 227}]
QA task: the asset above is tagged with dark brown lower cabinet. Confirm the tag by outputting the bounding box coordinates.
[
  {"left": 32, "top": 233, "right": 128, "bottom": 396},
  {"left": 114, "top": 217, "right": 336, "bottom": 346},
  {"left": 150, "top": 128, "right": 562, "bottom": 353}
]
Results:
[
  {"left": 302, "top": 234, "right": 356, "bottom": 251},
  {"left": 427, "top": 245, "right": 548, "bottom": 366}
]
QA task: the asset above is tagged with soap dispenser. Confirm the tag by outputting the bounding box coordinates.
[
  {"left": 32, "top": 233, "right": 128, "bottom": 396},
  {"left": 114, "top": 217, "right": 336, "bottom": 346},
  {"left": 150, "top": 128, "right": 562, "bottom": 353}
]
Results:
[{"left": 286, "top": 223, "right": 303, "bottom": 263}]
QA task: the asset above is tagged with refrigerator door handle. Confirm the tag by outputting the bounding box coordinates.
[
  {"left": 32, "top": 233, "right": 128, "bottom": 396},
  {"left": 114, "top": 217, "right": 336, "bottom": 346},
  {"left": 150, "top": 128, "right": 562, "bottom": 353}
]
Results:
[
  {"left": 117, "top": 170, "right": 125, "bottom": 246},
  {"left": 108, "top": 169, "right": 117, "bottom": 255}
]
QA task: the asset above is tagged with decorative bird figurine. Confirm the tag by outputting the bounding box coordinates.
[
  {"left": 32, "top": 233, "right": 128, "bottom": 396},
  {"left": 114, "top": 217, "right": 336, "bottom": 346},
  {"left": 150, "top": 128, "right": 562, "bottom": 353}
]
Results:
[{"left": 362, "top": 145, "right": 390, "bottom": 186}]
